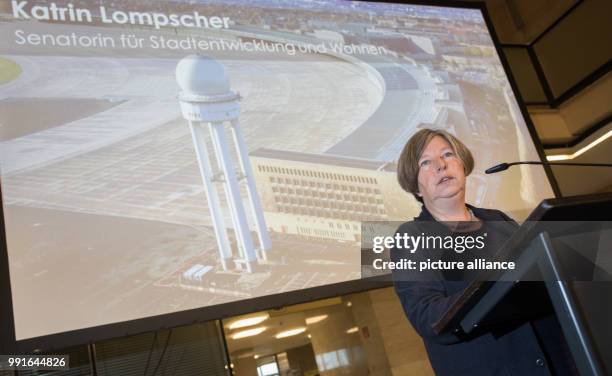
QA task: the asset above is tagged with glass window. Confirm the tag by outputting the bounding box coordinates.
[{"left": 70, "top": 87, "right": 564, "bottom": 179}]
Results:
[
  {"left": 257, "top": 359, "right": 279, "bottom": 376},
  {"left": 322, "top": 351, "right": 340, "bottom": 370},
  {"left": 338, "top": 348, "right": 350, "bottom": 366}
]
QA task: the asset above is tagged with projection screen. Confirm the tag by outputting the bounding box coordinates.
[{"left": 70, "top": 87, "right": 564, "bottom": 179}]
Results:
[{"left": 0, "top": 0, "right": 555, "bottom": 342}]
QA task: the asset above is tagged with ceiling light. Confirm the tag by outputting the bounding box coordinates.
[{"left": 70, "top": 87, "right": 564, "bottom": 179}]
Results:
[
  {"left": 547, "top": 130, "right": 612, "bottom": 161},
  {"left": 231, "top": 326, "right": 267, "bottom": 339},
  {"left": 346, "top": 326, "right": 358, "bottom": 334},
  {"left": 276, "top": 327, "right": 306, "bottom": 339},
  {"left": 305, "top": 314, "right": 328, "bottom": 325},
  {"left": 228, "top": 313, "right": 270, "bottom": 330}
]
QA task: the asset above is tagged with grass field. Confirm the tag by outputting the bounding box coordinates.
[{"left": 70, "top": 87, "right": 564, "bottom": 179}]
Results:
[{"left": 0, "top": 57, "right": 22, "bottom": 84}]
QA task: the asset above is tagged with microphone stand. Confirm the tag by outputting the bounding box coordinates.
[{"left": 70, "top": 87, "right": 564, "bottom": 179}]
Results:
[{"left": 485, "top": 161, "right": 612, "bottom": 174}]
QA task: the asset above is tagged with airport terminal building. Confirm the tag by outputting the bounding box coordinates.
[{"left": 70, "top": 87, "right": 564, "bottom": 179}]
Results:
[{"left": 251, "top": 148, "right": 419, "bottom": 243}]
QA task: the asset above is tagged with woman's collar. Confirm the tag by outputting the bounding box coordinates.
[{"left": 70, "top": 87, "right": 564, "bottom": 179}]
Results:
[{"left": 415, "top": 203, "right": 498, "bottom": 222}]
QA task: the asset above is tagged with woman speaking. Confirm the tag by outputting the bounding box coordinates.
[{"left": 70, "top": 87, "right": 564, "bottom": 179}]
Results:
[{"left": 391, "top": 128, "right": 576, "bottom": 375}]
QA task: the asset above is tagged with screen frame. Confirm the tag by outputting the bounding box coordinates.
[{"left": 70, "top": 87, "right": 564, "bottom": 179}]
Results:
[{"left": 0, "top": 0, "right": 561, "bottom": 353}]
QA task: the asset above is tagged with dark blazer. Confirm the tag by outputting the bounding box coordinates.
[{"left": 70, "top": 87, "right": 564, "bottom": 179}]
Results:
[{"left": 391, "top": 204, "right": 577, "bottom": 376}]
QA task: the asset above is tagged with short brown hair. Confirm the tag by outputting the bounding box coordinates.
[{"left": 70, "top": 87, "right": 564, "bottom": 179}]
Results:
[{"left": 397, "top": 128, "right": 474, "bottom": 201}]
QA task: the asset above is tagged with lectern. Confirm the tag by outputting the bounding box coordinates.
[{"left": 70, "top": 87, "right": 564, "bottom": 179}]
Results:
[{"left": 433, "top": 193, "right": 612, "bottom": 376}]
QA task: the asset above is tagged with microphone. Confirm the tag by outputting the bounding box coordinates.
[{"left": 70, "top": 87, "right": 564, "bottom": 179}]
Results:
[{"left": 485, "top": 161, "right": 612, "bottom": 174}]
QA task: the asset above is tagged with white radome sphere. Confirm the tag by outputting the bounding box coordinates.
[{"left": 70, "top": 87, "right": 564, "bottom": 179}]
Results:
[{"left": 175, "top": 55, "right": 230, "bottom": 96}]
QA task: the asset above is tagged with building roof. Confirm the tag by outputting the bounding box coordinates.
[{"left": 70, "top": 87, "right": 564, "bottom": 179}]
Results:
[{"left": 250, "top": 148, "right": 397, "bottom": 171}]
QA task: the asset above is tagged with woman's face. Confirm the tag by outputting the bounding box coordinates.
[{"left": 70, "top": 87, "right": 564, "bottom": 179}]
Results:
[{"left": 417, "top": 135, "right": 466, "bottom": 205}]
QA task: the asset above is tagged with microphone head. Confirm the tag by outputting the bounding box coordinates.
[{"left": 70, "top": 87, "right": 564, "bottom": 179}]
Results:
[{"left": 485, "top": 163, "right": 509, "bottom": 174}]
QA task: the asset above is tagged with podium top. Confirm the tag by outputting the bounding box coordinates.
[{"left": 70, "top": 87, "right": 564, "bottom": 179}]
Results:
[
  {"left": 432, "top": 192, "right": 612, "bottom": 334},
  {"left": 526, "top": 192, "right": 612, "bottom": 221}
]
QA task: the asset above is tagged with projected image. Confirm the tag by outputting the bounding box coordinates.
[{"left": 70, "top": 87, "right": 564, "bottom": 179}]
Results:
[{"left": 0, "top": 0, "right": 553, "bottom": 340}]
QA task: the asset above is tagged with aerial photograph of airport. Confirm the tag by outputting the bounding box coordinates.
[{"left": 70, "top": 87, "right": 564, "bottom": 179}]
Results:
[{"left": 0, "top": 0, "right": 553, "bottom": 339}]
